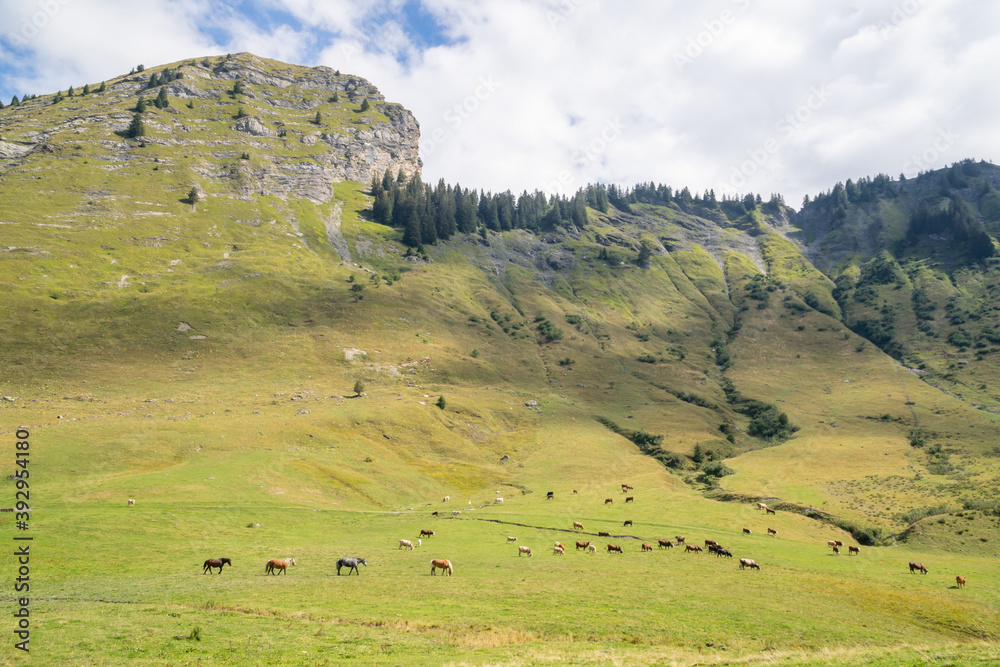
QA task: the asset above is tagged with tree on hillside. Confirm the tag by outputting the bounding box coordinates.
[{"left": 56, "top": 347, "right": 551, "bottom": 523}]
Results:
[
  {"left": 126, "top": 113, "right": 146, "bottom": 138},
  {"left": 10, "top": 95, "right": 19, "bottom": 106},
  {"left": 360, "top": 99, "right": 370, "bottom": 112},
  {"left": 135, "top": 96, "right": 147, "bottom": 113},
  {"left": 637, "top": 240, "right": 653, "bottom": 268},
  {"left": 82, "top": 83, "right": 90, "bottom": 95},
  {"left": 0, "top": 99, "right": 4, "bottom": 109},
  {"left": 436, "top": 395, "right": 447, "bottom": 410},
  {"left": 313, "top": 111, "right": 322, "bottom": 125},
  {"left": 187, "top": 186, "right": 200, "bottom": 205},
  {"left": 67, "top": 85, "right": 75, "bottom": 97},
  {"left": 136, "top": 64, "right": 145, "bottom": 72},
  {"left": 353, "top": 380, "right": 365, "bottom": 396},
  {"left": 154, "top": 87, "right": 169, "bottom": 109},
  {"left": 97, "top": 81, "right": 106, "bottom": 93}
]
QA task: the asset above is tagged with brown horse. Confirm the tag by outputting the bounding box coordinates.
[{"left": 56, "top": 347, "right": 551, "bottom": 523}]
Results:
[
  {"left": 623, "top": 520, "right": 633, "bottom": 527},
  {"left": 909, "top": 562, "right": 928, "bottom": 574},
  {"left": 430, "top": 558, "right": 453, "bottom": 576},
  {"left": 203, "top": 558, "right": 231, "bottom": 574},
  {"left": 265, "top": 558, "right": 295, "bottom": 575},
  {"left": 956, "top": 575, "right": 966, "bottom": 588}
]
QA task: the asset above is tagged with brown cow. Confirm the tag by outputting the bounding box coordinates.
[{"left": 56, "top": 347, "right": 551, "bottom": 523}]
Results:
[
  {"left": 420, "top": 529, "right": 435, "bottom": 537},
  {"left": 658, "top": 539, "right": 674, "bottom": 549},
  {"left": 756, "top": 502, "right": 767, "bottom": 510},
  {"left": 598, "top": 531, "right": 610, "bottom": 537},
  {"left": 546, "top": 491, "right": 554, "bottom": 500},
  {"left": 767, "top": 528, "right": 777, "bottom": 536},
  {"left": 573, "top": 521, "right": 584, "bottom": 530},
  {"left": 572, "top": 489, "right": 578, "bottom": 494},
  {"left": 848, "top": 546, "right": 860, "bottom": 555},
  {"left": 575, "top": 541, "right": 591, "bottom": 550},
  {"left": 742, "top": 528, "right": 752, "bottom": 535},
  {"left": 642, "top": 543, "right": 652, "bottom": 552},
  {"left": 685, "top": 545, "right": 702, "bottom": 553},
  {"left": 431, "top": 511, "right": 439, "bottom": 517},
  {"left": 623, "top": 520, "right": 633, "bottom": 527},
  {"left": 834, "top": 540, "right": 843, "bottom": 547},
  {"left": 621, "top": 484, "right": 633, "bottom": 492},
  {"left": 625, "top": 496, "right": 634, "bottom": 503},
  {"left": 554, "top": 542, "right": 565, "bottom": 551},
  {"left": 832, "top": 546, "right": 840, "bottom": 555},
  {"left": 766, "top": 507, "right": 776, "bottom": 515},
  {"left": 909, "top": 562, "right": 928, "bottom": 574},
  {"left": 704, "top": 539, "right": 718, "bottom": 547},
  {"left": 604, "top": 498, "right": 613, "bottom": 505},
  {"left": 956, "top": 575, "right": 966, "bottom": 588},
  {"left": 607, "top": 544, "right": 623, "bottom": 553}
]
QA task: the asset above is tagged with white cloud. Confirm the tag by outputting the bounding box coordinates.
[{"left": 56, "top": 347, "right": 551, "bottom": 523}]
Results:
[{"left": 1, "top": 0, "right": 996, "bottom": 205}]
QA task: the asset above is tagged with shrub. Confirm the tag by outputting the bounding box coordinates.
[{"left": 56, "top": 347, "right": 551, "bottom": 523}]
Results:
[
  {"left": 701, "top": 461, "right": 734, "bottom": 477},
  {"left": 558, "top": 357, "right": 575, "bottom": 366},
  {"left": 436, "top": 395, "right": 446, "bottom": 410},
  {"left": 637, "top": 354, "right": 657, "bottom": 364},
  {"left": 353, "top": 380, "right": 365, "bottom": 395}
]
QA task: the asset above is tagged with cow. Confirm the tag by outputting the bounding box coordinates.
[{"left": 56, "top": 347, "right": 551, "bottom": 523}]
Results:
[
  {"left": 685, "top": 545, "right": 702, "bottom": 553},
  {"left": 848, "top": 545, "right": 860, "bottom": 555},
  {"left": 607, "top": 544, "right": 623, "bottom": 553},
  {"left": 451, "top": 510, "right": 461, "bottom": 517},
  {"left": 767, "top": 528, "right": 777, "bottom": 537},
  {"left": 834, "top": 540, "right": 843, "bottom": 547},
  {"left": 573, "top": 489, "right": 578, "bottom": 494},
  {"left": 766, "top": 507, "right": 776, "bottom": 515},
  {"left": 739, "top": 558, "right": 760, "bottom": 570},
  {"left": 573, "top": 521, "right": 583, "bottom": 530},
  {"left": 704, "top": 539, "right": 718, "bottom": 547},
  {"left": 586, "top": 544, "right": 597, "bottom": 553},
  {"left": 575, "top": 541, "right": 590, "bottom": 550},
  {"left": 604, "top": 498, "right": 613, "bottom": 505},
  {"left": 518, "top": 546, "right": 532, "bottom": 557},
  {"left": 431, "top": 511, "right": 439, "bottom": 517},
  {"left": 623, "top": 520, "right": 633, "bottom": 527},
  {"left": 642, "top": 543, "right": 653, "bottom": 552},
  {"left": 506, "top": 536, "right": 517, "bottom": 543},
  {"left": 553, "top": 546, "right": 565, "bottom": 555},
  {"left": 742, "top": 528, "right": 752, "bottom": 535},
  {"left": 657, "top": 539, "right": 674, "bottom": 549},
  {"left": 827, "top": 540, "right": 837, "bottom": 548},
  {"left": 675, "top": 536, "right": 685, "bottom": 544},
  {"left": 442, "top": 496, "right": 450, "bottom": 502},
  {"left": 909, "top": 562, "right": 928, "bottom": 574},
  {"left": 598, "top": 531, "right": 611, "bottom": 537},
  {"left": 546, "top": 491, "right": 554, "bottom": 500},
  {"left": 128, "top": 499, "right": 135, "bottom": 507},
  {"left": 625, "top": 496, "right": 634, "bottom": 503},
  {"left": 621, "top": 484, "right": 633, "bottom": 492},
  {"left": 494, "top": 497, "right": 503, "bottom": 504},
  {"left": 398, "top": 539, "right": 414, "bottom": 550},
  {"left": 832, "top": 546, "right": 840, "bottom": 555},
  {"left": 956, "top": 575, "right": 966, "bottom": 588},
  {"left": 420, "top": 529, "right": 435, "bottom": 537}
]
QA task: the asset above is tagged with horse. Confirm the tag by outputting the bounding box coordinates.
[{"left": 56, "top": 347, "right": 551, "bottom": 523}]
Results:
[
  {"left": 607, "top": 544, "right": 622, "bottom": 553},
  {"left": 399, "top": 539, "right": 414, "bottom": 550},
  {"left": 518, "top": 546, "right": 532, "bottom": 557},
  {"left": 430, "top": 558, "right": 453, "bottom": 576},
  {"left": 909, "top": 562, "right": 928, "bottom": 574},
  {"left": 848, "top": 545, "right": 860, "bottom": 555},
  {"left": 766, "top": 507, "right": 776, "bottom": 515},
  {"left": 685, "top": 545, "right": 702, "bottom": 553},
  {"left": 625, "top": 496, "right": 634, "bottom": 503},
  {"left": 265, "top": 558, "right": 295, "bottom": 575},
  {"left": 767, "top": 528, "right": 777, "bottom": 536},
  {"left": 604, "top": 498, "right": 613, "bottom": 504},
  {"left": 675, "top": 536, "right": 685, "bottom": 544},
  {"left": 507, "top": 536, "right": 518, "bottom": 543},
  {"left": 586, "top": 544, "right": 597, "bottom": 553},
  {"left": 739, "top": 558, "right": 760, "bottom": 570},
  {"left": 553, "top": 546, "right": 565, "bottom": 555},
  {"left": 573, "top": 521, "right": 584, "bottom": 530},
  {"left": 336, "top": 557, "right": 367, "bottom": 575},
  {"left": 128, "top": 498, "right": 135, "bottom": 507},
  {"left": 956, "top": 575, "right": 966, "bottom": 588},
  {"left": 623, "top": 520, "right": 633, "bottom": 527},
  {"left": 658, "top": 539, "right": 674, "bottom": 549},
  {"left": 202, "top": 558, "right": 231, "bottom": 574},
  {"left": 575, "top": 541, "right": 590, "bottom": 550},
  {"left": 420, "top": 529, "right": 435, "bottom": 537},
  {"left": 742, "top": 528, "right": 752, "bottom": 535},
  {"left": 641, "top": 543, "right": 652, "bottom": 552},
  {"left": 598, "top": 531, "right": 610, "bottom": 537}
]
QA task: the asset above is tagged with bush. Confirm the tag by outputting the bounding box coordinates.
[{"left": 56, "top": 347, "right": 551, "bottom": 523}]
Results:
[
  {"left": 436, "top": 395, "right": 446, "bottom": 410},
  {"left": 557, "top": 357, "right": 575, "bottom": 366},
  {"left": 637, "top": 354, "right": 657, "bottom": 364},
  {"left": 353, "top": 380, "right": 365, "bottom": 396},
  {"left": 701, "top": 461, "right": 734, "bottom": 477}
]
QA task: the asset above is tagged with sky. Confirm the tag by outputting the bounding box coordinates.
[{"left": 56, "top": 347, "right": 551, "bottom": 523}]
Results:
[{"left": 1, "top": 0, "right": 998, "bottom": 207}]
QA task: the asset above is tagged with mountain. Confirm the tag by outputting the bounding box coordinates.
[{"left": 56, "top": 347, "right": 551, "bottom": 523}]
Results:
[{"left": 2, "top": 53, "right": 999, "bottom": 664}]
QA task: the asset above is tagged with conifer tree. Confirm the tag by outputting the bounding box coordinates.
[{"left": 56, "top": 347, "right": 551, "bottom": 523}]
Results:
[
  {"left": 67, "top": 85, "right": 75, "bottom": 96},
  {"left": 360, "top": 99, "right": 370, "bottom": 112},
  {"left": 155, "top": 87, "right": 169, "bottom": 109},
  {"left": 98, "top": 81, "right": 106, "bottom": 93},
  {"left": 127, "top": 113, "right": 146, "bottom": 138},
  {"left": 135, "top": 97, "right": 147, "bottom": 113},
  {"left": 82, "top": 83, "right": 90, "bottom": 95},
  {"left": 11, "top": 95, "right": 19, "bottom": 106},
  {"left": 314, "top": 111, "right": 322, "bottom": 125},
  {"left": 187, "top": 187, "right": 200, "bottom": 204}
]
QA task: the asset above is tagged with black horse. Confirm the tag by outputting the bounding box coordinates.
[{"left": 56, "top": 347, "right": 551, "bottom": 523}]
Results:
[
  {"left": 203, "top": 557, "right": 232, "bottom": 574},
  {"left": 336, "top": 557, "right": 367, "bottom": 575}
]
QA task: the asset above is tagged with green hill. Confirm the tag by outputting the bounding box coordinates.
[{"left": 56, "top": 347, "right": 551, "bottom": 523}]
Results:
[{"left": 1, "top": 54, "right": 999, "bottom": 665}]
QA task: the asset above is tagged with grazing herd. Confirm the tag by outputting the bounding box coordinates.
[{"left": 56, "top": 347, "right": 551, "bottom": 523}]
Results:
[{"left": 185, "top": 488, "right": 966, "bottom": 588}]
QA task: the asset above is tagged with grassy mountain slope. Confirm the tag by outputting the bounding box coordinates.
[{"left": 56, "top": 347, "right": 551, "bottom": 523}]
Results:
[{"left": 1, "top": 55, "right": 999, "bottom": 664}]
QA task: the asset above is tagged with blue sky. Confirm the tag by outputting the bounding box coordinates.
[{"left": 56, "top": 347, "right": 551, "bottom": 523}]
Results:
[{"left": 1, "top": 0, "right": 998, "bottom": 205}]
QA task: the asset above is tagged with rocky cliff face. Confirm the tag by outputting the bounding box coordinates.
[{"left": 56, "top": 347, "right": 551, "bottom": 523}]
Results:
[{"left": 0, "top": 52, "right": 421, "bottom": 204}]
